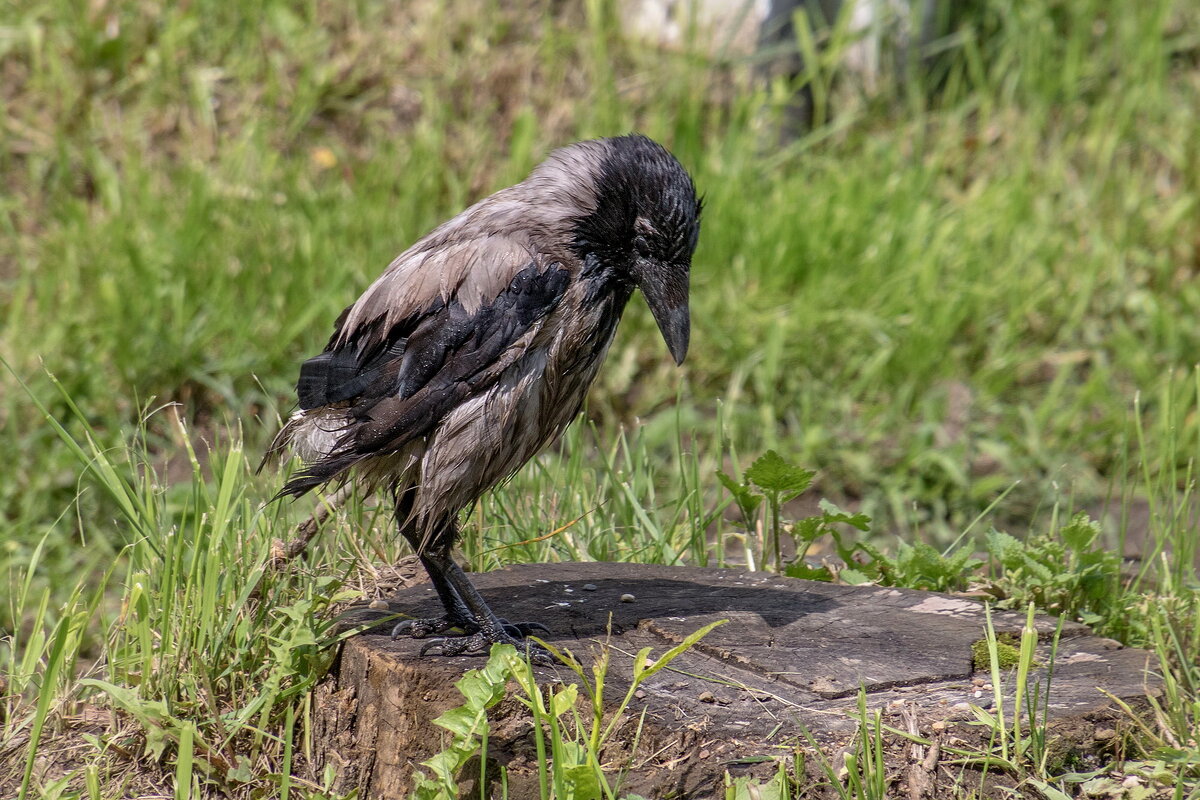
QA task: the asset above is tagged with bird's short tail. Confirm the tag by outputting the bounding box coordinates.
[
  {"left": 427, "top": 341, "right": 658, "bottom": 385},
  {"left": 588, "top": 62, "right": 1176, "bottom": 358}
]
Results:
[
  {"left": 267, "top": 452, "right": 360, "bottom": 501},
  {"left": 257, "top": 421, "right": 295, "bottom": 475},
  {"left": 259, "top": 413, "right": 365, "bottom": 501}
]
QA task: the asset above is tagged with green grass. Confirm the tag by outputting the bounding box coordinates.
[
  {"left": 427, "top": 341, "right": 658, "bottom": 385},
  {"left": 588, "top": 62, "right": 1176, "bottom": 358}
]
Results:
[{"left": 2, "top": 0, "right": 1200, "bottom": 796}]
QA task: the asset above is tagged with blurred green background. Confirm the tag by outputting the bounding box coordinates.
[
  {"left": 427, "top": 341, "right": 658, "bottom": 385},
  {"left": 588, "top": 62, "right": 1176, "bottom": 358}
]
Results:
[{"left": 3, "top": 0, "right": 1199, "bottom": 614}]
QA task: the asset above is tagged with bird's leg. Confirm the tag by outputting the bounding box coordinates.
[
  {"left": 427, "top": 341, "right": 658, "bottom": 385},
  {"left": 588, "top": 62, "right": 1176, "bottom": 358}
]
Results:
[
  {"left": 417, "top": 552, "right": 552, "bottom": 662},
  {"left": 390, "top": 555, "right": 545, "bottom": 640},
  {"left": 389, "top": 554, "right": 479, "bottom": 639},
  {"left": 388, "top": 501, "right": 478, "bottom": 640}
]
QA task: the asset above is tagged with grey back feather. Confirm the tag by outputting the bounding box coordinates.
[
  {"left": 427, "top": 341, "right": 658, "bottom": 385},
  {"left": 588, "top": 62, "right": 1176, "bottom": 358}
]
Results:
[{"left": 337, "top": 140, "right": 608, "bottom": 342}]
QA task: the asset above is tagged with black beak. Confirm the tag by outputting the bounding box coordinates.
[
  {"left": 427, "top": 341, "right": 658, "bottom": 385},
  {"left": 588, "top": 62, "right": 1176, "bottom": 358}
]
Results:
[{"left": 634, "top": 259, "right": 690, "bottom": 366}]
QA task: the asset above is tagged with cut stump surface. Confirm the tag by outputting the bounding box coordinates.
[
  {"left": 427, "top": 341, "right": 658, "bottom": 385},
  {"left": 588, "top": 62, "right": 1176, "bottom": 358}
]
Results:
[{"left": 313, "top": 562, "right": 1155, "bottom": 799}]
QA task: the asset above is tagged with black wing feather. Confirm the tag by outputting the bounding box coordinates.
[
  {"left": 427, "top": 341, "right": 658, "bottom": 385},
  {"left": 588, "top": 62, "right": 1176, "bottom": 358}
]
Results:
[
  {"left": 297, "top": 309, "right": 415, "bottom": 408},
  {"left": 278, "top": 262, "right": 570, "bottom": 497}
]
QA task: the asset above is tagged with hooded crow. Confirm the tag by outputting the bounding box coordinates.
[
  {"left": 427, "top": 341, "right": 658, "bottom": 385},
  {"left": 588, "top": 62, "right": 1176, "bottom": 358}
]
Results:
[{"left": 265, "top": 134, "right": 702, "bottom": 657}]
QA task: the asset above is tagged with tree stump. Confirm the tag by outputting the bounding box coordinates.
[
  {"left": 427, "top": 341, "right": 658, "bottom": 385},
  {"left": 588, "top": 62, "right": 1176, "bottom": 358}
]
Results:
[{"left": 312, "top": 563, "right": 1156, "bottom": 799}]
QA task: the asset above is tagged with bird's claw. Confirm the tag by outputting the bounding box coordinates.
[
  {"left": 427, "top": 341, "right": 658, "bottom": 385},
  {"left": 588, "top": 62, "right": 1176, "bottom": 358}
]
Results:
[
  {"left": 390, "top": 614, "right": 548, "bottom": 640},
  {"left": 419, "top": 631, "right": 555, "bottom": 664},
  {"left": 391, "top": 615, "right": 477, "bottom": 640},
  {"left": 498, "top": 619, "right": 552, "bottom": 638}
]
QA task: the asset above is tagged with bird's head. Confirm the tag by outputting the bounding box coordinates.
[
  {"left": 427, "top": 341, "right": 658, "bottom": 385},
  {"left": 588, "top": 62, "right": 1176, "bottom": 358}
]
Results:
[{"left": 568, "top": 134, "right": 702, "bottom": 365}]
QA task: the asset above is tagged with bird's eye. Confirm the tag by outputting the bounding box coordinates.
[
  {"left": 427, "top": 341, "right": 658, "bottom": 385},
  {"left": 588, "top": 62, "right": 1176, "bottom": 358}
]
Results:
[{"left": 634, "top": 235, "right": 651, "bottom": 258}]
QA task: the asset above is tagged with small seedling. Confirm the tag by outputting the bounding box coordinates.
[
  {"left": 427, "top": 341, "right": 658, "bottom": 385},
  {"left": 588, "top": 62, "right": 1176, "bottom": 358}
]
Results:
[
  {"left": 719, "top": 449, "right": 814, "bottom": 571},
  {"left": 983, "top": 513, "right": 1122, "bottom": 631},
  {"left": 854, "top": 538, "right": 984, "bottom": 592},
  {"left": 718, "top": 450, "right": 874, "bottom": 577},
  {"left": 410, "top": 620, "right": 726, "bottom": 800}
]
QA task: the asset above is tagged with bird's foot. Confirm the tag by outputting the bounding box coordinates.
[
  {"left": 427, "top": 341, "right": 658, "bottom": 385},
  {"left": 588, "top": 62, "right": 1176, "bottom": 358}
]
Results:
[
  {"left": 497, "top": 619, "right": 552, "bottom": 638},
  {"left": 419, "top": 631, "right": 555, "bottom": 664},
  {"left": 390, "top": 616, "right": 549, "bottom": 640},
  {"left": 391, "top": 615, "right": 477, "bottom": 639}
]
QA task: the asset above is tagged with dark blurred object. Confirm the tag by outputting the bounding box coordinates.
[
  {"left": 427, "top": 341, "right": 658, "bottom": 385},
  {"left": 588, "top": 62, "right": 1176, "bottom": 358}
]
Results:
[
  {"left": 757, "top": 0, "right": 992, "bottom": 136},
  {"left": 622, "top": 0, "right": 985, "bottom": 138}
]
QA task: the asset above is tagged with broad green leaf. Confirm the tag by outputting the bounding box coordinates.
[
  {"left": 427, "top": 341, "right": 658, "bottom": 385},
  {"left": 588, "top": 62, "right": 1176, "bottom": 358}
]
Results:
[
  {"left": 817, "top": 499, "right": 871, "bottom": 531},
  {"left": 717, "top": 470, "right": 762, "bottom": 518},
  {"left": 744, "top": 450, "right": 814, "bottom": 498},
  {"left": 561, "top": 763, "right": 602, "bottom": 800},
  {"left": 783, "top": 562, "right": 834, "bottom": 582},
  {"left": 839, "top": 567, "right": 872, "bottom": 584},
  {"left": 225, "top": 756, "right": 255, "bottom": 784},
  {"left": 413, "top": 645, "right": 515, "bottom": 799},
  {"left": 726, "top": 769, "right": 789, "bottom": 800},
  {"left": 80, "top": 679, "right": 179, "bottom": 761},
  {"left": 550, "top": 683, "right": 579, "bottom": 718},
  {"left": 1027, "top": 778, "right": 1074, "bottom": 800},
  {"left": 985, "top": 528, "right": 1026, "bottom": 568},
  {"left": 792, "top": 517, "right": 823, "bottom": 542},
  {"left": 1060, "top": 512, "right": 1101, "bottom": 552},
  {"left": 453, "top": 650, "right": 513, "bottom": 709},
  {"left": 432, "top": 706, "right": 480, "bottom": 738}
]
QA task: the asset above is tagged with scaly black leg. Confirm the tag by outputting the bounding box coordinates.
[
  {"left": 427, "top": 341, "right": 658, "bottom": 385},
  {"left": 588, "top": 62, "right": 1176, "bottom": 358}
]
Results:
[
  {"left": 387, "top": 511, "right": 549, "bottom": 646},
  {"left": 390, "top": 554, "right": 478, "bottom": 639},
  {"left": 417, "top": 552, "right": 553, "bottom": 663}
]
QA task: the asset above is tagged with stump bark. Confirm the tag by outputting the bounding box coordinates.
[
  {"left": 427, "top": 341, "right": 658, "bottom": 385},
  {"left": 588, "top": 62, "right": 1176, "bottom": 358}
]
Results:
[{"left": 312, "top": 562, "right": 1156, "bottom": 799}]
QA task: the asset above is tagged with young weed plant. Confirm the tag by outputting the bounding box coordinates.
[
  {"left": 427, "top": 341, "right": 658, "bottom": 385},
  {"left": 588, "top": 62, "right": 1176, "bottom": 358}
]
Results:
[
  {"left": 718, "top": 449, "right": 986, "bottom": 591},
  {"left": 718, "top": 449, "right": 871, "bottom": 578},
  {"left": 409, "top": 620, "right": 725, "bottom": 800}
]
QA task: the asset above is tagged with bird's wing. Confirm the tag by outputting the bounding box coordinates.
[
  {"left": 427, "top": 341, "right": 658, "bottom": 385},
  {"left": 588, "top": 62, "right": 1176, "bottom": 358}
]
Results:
[{"left": 277, "top": 233, "right": 571, "bottom": 497}]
